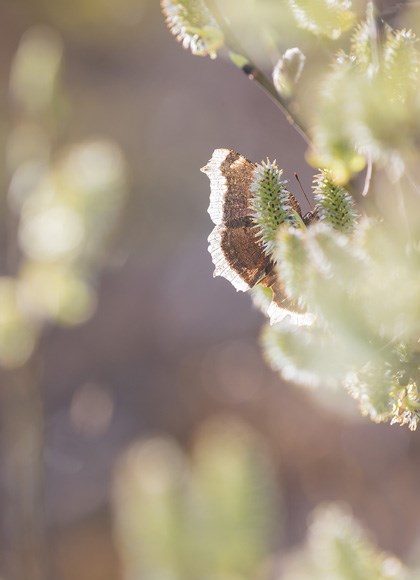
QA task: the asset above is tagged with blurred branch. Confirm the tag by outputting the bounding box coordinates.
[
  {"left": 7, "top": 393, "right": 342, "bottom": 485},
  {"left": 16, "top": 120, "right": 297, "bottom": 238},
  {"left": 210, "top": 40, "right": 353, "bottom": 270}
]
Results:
[{"left": 1, "top": 353, "right": 46, "bottom": 580}]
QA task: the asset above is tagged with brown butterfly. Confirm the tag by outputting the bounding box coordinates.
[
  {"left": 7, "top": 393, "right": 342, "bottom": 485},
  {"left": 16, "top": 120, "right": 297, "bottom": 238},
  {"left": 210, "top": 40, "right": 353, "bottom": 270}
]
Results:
[{"left": 201, "top": 149, "right": 316, "bottom": 323}]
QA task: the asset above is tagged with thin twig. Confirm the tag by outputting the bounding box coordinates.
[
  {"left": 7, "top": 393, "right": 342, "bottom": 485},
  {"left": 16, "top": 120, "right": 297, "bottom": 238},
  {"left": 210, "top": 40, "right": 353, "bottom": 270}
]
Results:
[
  {"left": 239, "top": 62, "right": 312, "bottom": 145},
  {"left": 205, "top": 0, "right": 312, "bottom": 146}
]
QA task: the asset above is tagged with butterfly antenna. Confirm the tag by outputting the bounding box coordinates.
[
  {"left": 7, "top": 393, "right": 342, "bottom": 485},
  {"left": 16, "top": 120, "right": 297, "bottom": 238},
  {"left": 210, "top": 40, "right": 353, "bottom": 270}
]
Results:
[{"left": 294, "top": 173, "right": 313, "bottom": 210}]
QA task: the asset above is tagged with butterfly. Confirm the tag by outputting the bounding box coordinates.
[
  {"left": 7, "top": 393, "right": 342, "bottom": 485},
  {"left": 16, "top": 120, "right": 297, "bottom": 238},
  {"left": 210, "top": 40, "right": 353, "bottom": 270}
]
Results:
[{"left": 201, "top": 149, "right": 316, "bottom": 324}]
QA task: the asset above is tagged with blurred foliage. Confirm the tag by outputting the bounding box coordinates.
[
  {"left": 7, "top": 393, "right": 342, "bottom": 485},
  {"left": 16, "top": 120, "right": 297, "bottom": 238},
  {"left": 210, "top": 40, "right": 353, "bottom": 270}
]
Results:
[
  {"left": 288, "top": 0, "right": 356, "bottom": 40},
  {"left": 0, "top": 277, "right": 39, "bottom": 368},
  {"left": 114, "top": 417, "right": 278, "bottom": 580},
  {"left": 0, "top": 26, "right": 127, "bottom": 368},
  {"left": 17, "top": 0, "right": 149, "bottom": 44},
  {"left": 114, "top": 418, "right": 419, "bottom": 580},
  {"left": 279, "top": 503, "right": 409, "bottom": 579},
  {"left": 311, "top": 11, "right": 420, "bottom": 182},
  {"left": 263, "top": 215, "right": 420, "bottom": 430}
]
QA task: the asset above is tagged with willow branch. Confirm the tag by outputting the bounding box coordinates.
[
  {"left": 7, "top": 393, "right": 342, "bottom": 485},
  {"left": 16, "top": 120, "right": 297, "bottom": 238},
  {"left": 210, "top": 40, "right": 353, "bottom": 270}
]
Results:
[{"left": 205, "top": 0, "right": 312, "bottom": 146}]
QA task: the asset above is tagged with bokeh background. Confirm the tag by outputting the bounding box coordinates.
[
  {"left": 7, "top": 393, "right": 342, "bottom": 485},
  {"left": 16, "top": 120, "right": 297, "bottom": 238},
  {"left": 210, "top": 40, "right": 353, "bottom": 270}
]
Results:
[{"left": 1, "top": 1, "right": 420, "bottom": 579}]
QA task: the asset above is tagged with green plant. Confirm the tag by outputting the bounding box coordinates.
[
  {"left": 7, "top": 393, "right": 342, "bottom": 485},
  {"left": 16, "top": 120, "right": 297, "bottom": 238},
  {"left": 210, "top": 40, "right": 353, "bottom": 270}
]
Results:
[
  {"left": 280, "top": 503, "right": 409, "bottom": 579},
  {"left": 114, "top": 417, "right": 278, "bottom": 580},
  {"left": 114, "top": 419, "right": 419, "bottom": 580},
  {"left": 162, "top": 0, "right": 420, "bottom": 431}
]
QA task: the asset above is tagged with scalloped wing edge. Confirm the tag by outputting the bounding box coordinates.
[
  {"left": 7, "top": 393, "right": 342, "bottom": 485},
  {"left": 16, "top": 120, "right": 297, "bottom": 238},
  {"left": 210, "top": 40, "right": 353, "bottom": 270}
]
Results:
[
  {"left": 201, "top": 148, "right": 232, "bottom": 226},
  {"left": 208, "top": 225, "right": 250, "bottom": 292}
]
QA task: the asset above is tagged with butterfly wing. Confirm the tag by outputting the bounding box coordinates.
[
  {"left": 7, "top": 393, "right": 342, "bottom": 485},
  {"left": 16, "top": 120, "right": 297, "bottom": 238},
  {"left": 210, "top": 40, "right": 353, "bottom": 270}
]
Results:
[{"left": 202, "top": 149, "right": 271, "bottom": 291}]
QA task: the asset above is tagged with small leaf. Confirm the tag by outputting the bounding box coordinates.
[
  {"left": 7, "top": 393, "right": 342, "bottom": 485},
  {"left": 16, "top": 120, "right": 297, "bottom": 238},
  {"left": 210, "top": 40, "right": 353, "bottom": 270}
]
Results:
[{"left": 272, "top": 47, "right": 306, "bottom": 98}]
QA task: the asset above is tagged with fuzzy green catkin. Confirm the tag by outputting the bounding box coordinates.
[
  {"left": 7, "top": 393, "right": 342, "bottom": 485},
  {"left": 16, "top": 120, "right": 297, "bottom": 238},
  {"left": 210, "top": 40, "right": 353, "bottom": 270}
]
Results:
[
  {"left": 276, "top": 227, "right": 310, "bottom": 304},
  {"left": 346, "top": 344, "right": 420, "bottom": 431},
  {"left": 280, "top": 503, "right": 408, "bottom": 578},
  {"left": 262, "top": 321, "right": 344, "bottom": 389},
  {"left": 161, "top": 0, "right": 223, "bottom": 59},
  {"left": 288, "top": 0, "right": 355, "bottom": 40},
  {"left": 251, "top": 160, "right": 301, "bottom": 259},
  {"left": 313, "top": 170, "right": 358, "bottom": 233},
  {"left": 350, "top": 21, "right": 373, "bottom": 69},
  {"left": 383, "top": 29, "right": 420, "bottom": 103}
]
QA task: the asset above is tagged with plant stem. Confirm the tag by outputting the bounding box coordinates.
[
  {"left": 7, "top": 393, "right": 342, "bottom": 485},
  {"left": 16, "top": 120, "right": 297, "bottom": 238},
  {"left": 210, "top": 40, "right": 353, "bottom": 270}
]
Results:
[
  {"left": 205, "top": 0, "right": 312, "bottom": 145},
  {"left": 1, "top": 355, "right": 47, "bottom": 580},
  {"left": 238, "top": 61, "right": 312, "bottom": 145}
]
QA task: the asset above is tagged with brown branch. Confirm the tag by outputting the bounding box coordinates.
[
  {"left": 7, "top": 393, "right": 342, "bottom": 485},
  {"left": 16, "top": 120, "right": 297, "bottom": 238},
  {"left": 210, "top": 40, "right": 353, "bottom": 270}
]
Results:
[{"left": 205, "top": 0, "right": 312, "bottom": 146}]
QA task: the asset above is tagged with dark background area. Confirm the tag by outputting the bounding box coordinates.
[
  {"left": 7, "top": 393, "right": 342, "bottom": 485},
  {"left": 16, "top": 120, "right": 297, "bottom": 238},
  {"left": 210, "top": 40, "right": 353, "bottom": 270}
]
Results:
[{"left": 1, "top": 1, "right": 420, "bottom": 578}]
